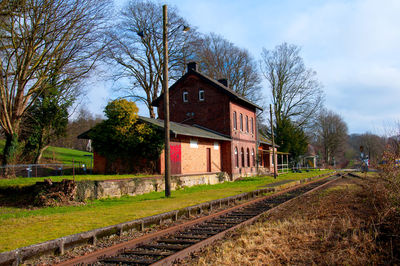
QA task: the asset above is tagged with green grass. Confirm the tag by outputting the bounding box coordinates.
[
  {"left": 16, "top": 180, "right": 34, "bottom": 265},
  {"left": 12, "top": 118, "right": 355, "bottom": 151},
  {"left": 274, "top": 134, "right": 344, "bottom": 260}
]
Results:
[
  {"left": 41, "top": 146, "right": 93, "bottom": 165},
  {"left": 0, "top": 139, "right": 93, "bottom": 165},
  {"left": 0, "top": 170, "right": 332, "bottom": 252}
]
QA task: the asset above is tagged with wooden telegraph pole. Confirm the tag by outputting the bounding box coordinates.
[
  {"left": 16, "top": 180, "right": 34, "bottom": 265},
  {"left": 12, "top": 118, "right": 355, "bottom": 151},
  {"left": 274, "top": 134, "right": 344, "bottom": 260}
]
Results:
[
  {"left": 270, "top": 104, "right": 277, "bottom": 179},
  {"left": 163, "top": 5, "right": 171, "bottom": 197}
]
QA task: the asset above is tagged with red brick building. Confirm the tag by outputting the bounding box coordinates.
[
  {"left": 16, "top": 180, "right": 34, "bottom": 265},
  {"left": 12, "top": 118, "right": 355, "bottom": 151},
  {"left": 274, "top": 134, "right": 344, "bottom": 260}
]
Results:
[
  {"left": 85, "top": 62, "right": 280, "bottom": 178},
  {"left": 86, "top": 117, "right": 230, "bottom": 175},
  {"left": 152, "top": 62, "right": 274, "bottom": 178},
  {"left": 139, "top": 117, "right": 230, "bottom": 175}
]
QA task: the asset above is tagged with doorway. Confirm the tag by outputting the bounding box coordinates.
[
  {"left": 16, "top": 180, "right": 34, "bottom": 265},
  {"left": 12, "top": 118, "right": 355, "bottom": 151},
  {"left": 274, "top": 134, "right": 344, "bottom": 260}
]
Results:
[{"left": 206, "top": 148, "right": 211, "bottom": 172}]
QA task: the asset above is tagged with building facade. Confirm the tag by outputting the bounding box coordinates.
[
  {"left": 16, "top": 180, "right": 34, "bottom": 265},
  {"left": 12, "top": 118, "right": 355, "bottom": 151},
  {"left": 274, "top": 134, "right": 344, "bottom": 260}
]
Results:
[
  {"left": 84, "top": 62, "right": 280, "bottom": 178},
  {"left": 153, "top": 62, "right": 265, "bottom": 178}
]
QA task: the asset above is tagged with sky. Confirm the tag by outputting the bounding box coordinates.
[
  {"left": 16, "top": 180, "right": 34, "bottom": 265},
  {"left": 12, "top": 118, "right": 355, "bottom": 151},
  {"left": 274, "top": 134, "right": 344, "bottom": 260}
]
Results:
[{"left": 85, "top": 0, "right": 400, "bottom": 135}]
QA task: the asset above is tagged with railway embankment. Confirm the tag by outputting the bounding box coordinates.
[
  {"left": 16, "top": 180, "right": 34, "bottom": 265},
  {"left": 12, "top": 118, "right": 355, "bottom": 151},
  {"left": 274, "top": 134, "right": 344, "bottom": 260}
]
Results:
[{"left": 0, "top": 170, "right": 334, "bottom": 264}]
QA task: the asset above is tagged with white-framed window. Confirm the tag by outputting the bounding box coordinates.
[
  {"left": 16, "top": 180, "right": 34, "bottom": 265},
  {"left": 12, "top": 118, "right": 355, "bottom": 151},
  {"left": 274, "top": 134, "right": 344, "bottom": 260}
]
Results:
[
  {"left": 214, "top": 142, "right": 219, "bottom": 150},
  {"left": 183, "top": 91, "right": 188, "bottom": 102},
  {"left": 240, "top": 114, "right": 243, "bottom": 131},
  {"left": 190, "top": 139, "right": 198, "bottom": 148},
  {"left": 251, "top": 117, "right": 254, "bottom": 134},
  {"left": 199, "top": 89, "right": 205, "bottom": 101},
  {"left": 246, "top": 115, "right": 249, "bottom": 132}
]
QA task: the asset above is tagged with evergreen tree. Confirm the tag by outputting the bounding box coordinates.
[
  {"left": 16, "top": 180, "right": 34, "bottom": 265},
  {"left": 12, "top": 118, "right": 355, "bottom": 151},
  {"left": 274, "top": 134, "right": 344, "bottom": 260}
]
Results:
[
  {"left": 275, "top": 117, "right": 308, "bottom": 165},
  {"left": 22, "top": 82, "right": 72, "bottom": 164}
]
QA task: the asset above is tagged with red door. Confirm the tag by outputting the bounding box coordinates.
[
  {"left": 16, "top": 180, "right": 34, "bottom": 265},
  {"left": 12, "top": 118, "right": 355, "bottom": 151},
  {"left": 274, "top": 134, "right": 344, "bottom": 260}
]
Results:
[
  {"left": 170, "top": 142, "right": 181, "bottom": 175},
  {"left": 206, "top": 148, "right": 211, "bottom": 172}
]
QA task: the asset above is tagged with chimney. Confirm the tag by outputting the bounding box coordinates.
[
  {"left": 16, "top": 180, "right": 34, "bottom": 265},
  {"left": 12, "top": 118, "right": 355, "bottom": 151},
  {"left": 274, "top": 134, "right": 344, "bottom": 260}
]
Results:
[
  {"left": 187, "top": 62, "right": 198, "bottom": 72},
  {"left": 218, "top": 78, "right": 229, "bottom": 88}
]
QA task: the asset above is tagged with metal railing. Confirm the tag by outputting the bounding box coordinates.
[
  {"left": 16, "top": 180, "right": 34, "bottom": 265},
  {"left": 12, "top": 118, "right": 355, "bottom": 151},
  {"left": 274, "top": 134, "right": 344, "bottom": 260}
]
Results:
[
  {"left": 277, "top": 163, "right": 289, "bottom": 173},
  {"left": 0, "top": 162, "right": 92, "bottom": 178}
]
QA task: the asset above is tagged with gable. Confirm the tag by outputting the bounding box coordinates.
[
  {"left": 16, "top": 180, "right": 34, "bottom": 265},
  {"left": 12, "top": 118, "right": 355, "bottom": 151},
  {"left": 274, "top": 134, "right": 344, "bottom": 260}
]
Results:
[
  {"left": 169, "top": 73, "right": 228, "bottom": 106},
  {"left": 152, "top": 68, "right": 263, "bottom": 111}
]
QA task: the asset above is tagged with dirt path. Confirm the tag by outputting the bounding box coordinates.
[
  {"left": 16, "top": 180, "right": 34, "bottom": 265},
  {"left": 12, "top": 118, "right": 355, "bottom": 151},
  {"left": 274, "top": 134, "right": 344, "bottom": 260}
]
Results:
[{"left": 179, "top": 176, "right": 396, "bottom": 265}]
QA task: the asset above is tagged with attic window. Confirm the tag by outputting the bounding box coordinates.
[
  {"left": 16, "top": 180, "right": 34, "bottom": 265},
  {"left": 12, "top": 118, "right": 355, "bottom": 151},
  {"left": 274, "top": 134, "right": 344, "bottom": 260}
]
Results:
[
  {"left": 183, "top": 91, "right": 188, "bottom": 102},
  {"left": 214, "top": 142, "right": 219, "bottom": 150},
  {"left": 190, "top": 139, "right": 198, "bottom": 148},
  {"left": 199, "top": 89, "right": 204, "bottom": 101}
]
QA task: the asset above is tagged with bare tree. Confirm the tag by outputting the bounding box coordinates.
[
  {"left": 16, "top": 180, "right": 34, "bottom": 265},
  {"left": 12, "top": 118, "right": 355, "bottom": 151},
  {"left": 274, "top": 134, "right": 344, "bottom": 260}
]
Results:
[
  {"left": 105, "top": 0, "right": 198, "bottom": 118},
  {"left": 195, "top": 33, "right": 262, "bottom": 103},
  {"left": 0, "top": 0, "right": 110, "bottom": 169},
  {"left": 316, "top": 109, "right": 348, "bottom": 166},
  {"left": 261, "top": 43, "right": 324, "bottom": 128}
]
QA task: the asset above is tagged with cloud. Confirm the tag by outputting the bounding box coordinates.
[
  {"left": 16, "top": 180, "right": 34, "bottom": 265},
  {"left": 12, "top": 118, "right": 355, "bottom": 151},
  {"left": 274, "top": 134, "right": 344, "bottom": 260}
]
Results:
[
  {"left": 107, "top": 0, "right": 400, "bottom": 133},
  {"left": 280, "top": 0, "right": 400, "bottom": 133}
]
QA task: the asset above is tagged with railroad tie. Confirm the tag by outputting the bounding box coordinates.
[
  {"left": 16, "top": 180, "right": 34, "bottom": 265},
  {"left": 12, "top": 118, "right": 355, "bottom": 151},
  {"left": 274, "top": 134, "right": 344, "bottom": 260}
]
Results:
[{"left": 101, "top": 255, "right": 157, "bottom": 265}]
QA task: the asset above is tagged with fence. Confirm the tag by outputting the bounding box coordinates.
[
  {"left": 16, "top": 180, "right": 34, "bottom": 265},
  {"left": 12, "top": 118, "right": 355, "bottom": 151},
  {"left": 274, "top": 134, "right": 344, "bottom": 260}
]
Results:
[
  {"left": 0, "top": 162, "right": 92, "bottom": 178},
  {"left": 277, "top": 163, "right": 289, "bottom": 173}
]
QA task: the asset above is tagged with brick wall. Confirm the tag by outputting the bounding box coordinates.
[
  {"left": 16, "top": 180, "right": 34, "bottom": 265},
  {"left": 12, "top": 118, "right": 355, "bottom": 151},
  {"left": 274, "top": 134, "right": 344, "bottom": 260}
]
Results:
[
  {"left": 157, "top": 74, "right": 231, "bottom": 136},
  {"left": 93, "top": 152, "right": 106, "bottom": 174},
  {"left": 160, "top": 136, "right": 223, "bottom": 175},
  {"left": 156, "top": 68, "right": 261, "bottom": 178},
  {"left": 229, "top": 102, "right": 258, "bottom": 178}
]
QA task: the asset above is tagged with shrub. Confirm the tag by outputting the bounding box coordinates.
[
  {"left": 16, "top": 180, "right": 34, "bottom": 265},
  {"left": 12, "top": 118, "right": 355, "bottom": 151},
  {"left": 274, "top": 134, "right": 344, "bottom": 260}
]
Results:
[{"left": 88, "top": 99, "right": 164, "bottom": 174}]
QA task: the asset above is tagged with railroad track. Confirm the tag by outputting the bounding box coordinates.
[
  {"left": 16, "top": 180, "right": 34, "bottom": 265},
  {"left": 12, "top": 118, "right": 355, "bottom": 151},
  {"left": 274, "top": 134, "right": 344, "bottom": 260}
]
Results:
[{"left": 58, "top": 173, "right": 345, "bottom": 266}]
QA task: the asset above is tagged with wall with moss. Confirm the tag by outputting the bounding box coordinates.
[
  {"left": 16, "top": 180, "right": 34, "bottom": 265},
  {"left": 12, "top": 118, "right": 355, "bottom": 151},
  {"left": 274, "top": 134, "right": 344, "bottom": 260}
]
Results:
[{"left": 75, "top": 172, "right": 230, "bottom": 201}]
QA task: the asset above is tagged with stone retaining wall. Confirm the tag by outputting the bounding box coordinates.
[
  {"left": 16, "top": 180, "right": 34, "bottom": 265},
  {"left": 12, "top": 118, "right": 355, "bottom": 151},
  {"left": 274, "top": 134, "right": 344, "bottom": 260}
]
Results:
[{"left": 75, "top": 172, "right": 230, "bottom": 201}]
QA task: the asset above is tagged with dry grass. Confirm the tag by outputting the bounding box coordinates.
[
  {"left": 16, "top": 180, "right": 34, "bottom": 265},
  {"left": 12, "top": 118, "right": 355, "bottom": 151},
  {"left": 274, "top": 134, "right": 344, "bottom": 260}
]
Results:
[{"left": 180, "top": 177, "right": 395, "bottom": 265}]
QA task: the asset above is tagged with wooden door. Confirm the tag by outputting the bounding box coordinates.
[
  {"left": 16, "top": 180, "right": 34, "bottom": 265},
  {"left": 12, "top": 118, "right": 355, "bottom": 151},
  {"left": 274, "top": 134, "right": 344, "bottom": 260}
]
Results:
[
  {"left": 206, "top": 148, "right": 211, "bottom": 172},
  {"left": 170, "top": 142, "right": 181, "bottom": 175}
]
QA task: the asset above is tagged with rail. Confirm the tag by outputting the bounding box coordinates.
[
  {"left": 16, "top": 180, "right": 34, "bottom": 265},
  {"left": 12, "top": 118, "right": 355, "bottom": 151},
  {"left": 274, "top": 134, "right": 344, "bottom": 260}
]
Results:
[
  {"left": 60, "top": 173, "right": 343, "bottom": 265},
  {"left": 0, "top": 172, "right": 338, "bottom": 265}
]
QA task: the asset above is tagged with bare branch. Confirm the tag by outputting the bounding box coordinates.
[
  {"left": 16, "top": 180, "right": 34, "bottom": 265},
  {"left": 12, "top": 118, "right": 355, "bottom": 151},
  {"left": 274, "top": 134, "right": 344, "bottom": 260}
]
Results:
[
  {"left": 261, "top": 43, "right": 324, "bottom": 129},
  {"left": 0, "top": 0, "right": 111, "bottom": 165},
  {"left": 195, "top": 33, "right": 262, "bottom": 104},
  {"left": 103, "top": 0, "right": 197, "bottom": 118}
]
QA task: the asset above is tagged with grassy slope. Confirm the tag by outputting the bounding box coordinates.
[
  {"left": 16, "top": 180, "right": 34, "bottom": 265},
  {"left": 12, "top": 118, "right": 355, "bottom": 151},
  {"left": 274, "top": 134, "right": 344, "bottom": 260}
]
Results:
[
  {"left": 0, "top": 170, "right": 332, "bottom": 252},
  {"left": 41, "top": 146, "right": 93, "bottom": 165},
  {"left": 0, "top": 139, "right": 92, "bottom": 165}
]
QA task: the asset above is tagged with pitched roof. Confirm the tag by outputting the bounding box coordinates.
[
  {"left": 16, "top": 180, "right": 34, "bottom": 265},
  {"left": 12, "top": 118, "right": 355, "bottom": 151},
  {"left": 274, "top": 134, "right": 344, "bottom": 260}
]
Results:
[
  {"left": 139, "top": 116, "right": 231, "bottom": 141},
  {"left": 258, "top": 135, "right": 280, "bottom": 148},
  {"left": 152, "top": 68, "right": 263, "bottom": 111},
  {"left": 77, "top": 117, "right": 231, "bottom": 142},
  {"left": 77, "top": 130, "right": 90, "bottom": 139}
]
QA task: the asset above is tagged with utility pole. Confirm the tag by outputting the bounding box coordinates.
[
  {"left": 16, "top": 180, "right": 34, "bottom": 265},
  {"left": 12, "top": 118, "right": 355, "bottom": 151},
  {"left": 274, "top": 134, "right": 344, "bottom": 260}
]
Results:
[
  {"left": 163, "top": 5, "right": 171, "bottom": 197},
  {"left": 270, "top": 104, "right": 277, "bottom": 179}
]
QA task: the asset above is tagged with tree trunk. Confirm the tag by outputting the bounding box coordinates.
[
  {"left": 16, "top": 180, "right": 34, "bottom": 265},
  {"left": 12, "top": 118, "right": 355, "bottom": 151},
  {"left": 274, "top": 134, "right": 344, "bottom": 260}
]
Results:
[
  {"left": 149, "top": 106, "right": 155, "bottom": 118},
  {"left": 2, "top": 133, "right": 19, "bottom": 178},
  {"left": 34, "top": 144, "right": 49, "bottom": 164}
]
